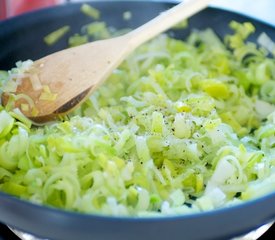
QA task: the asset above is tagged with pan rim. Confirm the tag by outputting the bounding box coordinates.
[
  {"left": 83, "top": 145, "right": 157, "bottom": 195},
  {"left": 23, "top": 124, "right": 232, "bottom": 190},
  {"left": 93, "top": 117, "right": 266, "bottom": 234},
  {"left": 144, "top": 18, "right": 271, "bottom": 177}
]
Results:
[
  {"left": 0, "top": 0, "right": 274, "bottom": 222},
  {"left": 0, "top": 2, "right": 274, "bottom": 240}
]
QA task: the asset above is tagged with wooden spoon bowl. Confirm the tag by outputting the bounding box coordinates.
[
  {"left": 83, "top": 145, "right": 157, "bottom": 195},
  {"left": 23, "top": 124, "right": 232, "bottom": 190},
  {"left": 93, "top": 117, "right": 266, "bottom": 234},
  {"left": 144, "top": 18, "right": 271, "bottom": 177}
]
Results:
[{"left": 2, "top": 0, "right": 211, "bottom": 123}]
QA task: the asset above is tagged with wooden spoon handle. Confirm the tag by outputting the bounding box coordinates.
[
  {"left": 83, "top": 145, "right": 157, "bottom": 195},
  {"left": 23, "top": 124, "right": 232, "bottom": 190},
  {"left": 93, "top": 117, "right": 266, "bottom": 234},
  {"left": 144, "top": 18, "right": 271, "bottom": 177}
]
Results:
[{"left": 127, "top": 0, "right": 212, "bottom": 48}]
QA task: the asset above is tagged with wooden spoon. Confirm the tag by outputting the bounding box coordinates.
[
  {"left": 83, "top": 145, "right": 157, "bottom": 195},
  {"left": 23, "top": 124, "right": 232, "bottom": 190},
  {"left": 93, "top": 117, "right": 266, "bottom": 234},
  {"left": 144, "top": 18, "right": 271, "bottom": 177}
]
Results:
[{"left": 1, "top": 0, "right": 211, "bottom": 123}]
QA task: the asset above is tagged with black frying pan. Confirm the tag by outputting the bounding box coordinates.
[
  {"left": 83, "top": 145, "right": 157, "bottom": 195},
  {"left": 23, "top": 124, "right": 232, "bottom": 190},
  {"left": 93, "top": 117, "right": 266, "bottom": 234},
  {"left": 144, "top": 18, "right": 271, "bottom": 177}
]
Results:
[{"left": 0, "top": 1, "right": 275, "bottom": 240}]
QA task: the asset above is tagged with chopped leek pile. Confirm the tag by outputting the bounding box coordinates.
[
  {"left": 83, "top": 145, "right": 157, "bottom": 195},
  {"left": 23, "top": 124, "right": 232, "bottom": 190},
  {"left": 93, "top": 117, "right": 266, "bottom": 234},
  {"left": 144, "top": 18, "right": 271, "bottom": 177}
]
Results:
[{"left": 0, "top": 21, "right": 275, "bottom": 217}]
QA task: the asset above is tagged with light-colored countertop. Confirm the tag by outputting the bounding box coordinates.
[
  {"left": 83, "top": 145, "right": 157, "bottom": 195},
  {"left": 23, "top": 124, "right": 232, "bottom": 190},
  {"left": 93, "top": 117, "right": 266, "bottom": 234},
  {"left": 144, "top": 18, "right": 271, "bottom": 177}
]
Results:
[{"left": 210, "top": 0, "right": 275, "bottom": 26}]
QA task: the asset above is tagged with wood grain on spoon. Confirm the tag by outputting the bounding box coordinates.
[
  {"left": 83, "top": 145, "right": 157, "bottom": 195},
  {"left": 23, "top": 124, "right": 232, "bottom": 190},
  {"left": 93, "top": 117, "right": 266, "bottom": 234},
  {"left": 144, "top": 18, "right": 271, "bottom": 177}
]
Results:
[{"left": 1, "top": 0, "right": 211, "bottom": 123}]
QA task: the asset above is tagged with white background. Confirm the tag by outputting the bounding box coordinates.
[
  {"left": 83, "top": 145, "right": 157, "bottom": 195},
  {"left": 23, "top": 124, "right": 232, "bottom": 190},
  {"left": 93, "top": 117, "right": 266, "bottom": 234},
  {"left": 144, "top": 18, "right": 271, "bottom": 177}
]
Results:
[{"left": 210, "top": 0, "right": 275, "bottom": 26}]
